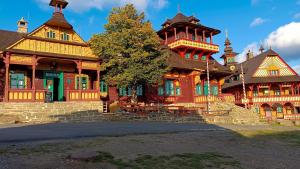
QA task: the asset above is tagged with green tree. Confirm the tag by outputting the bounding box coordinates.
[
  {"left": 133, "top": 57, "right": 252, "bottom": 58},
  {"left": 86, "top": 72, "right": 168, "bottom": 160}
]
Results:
[{"left": 90, "top": 4, "right": 169, "bottom": 103}]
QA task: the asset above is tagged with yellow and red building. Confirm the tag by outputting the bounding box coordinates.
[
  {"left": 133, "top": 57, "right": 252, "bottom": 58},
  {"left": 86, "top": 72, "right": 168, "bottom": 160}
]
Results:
[
  {"left": 0, "top": 0, "right": 101, "bottom": 102},
  {"left": 222, "top": 40, "right": 300, "bottom": 120}
]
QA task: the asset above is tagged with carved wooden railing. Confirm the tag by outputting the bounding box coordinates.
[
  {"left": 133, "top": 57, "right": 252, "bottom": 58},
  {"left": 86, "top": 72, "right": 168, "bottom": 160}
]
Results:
[
  {"left": 284, "top": 114, "right": 300, "bottom": 120},
  {"left": 66, "top": 90, "right": 100, "bottom": 101},
  {"left": 167, "top": 38, "right": 219, "bottom": 52},
  {"left": 251, "top": 95, "right": 300, "bottom": 103},
  {"left": 8, "top": 89, "right": 46, "bottom": 102}
]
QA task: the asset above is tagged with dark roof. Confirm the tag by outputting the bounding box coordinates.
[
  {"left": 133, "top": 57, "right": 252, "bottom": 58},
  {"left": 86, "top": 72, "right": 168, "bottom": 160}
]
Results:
[
  {"left": 49, "top": 0, "right": 68, "bottom": 9},
  {"left": 0, "top": 30, "right": 26, "bottom": 51},
  {"left": 223, "top": 49, "right": 300, "bottom": 89},
  {"left": 167, "top": 48, "right": 231, "bottom": 75},
  {"left": 158, "top": 13, "right": 221, "bottom": 36},
  {"left": 44, "top": 12, "right": 73, "bottom": 29}
]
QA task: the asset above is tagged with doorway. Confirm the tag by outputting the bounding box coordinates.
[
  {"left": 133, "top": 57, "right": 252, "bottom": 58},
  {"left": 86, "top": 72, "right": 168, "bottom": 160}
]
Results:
[
  {"left": 44, "top": 72, "right": 64, "bottom": 101},
  {"left": 53, "top": 78, "right": 60, "bottom": 101}
]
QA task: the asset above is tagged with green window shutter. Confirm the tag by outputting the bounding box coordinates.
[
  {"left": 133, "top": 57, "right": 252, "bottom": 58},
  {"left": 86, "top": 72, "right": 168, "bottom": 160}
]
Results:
[
  {"left": 185, "top": 53, "right": 191, "bottom": 59},
  {"left": 202, "top": 55, "right": 207, "bottom": 61},
  {"left": 176, "top": 87, "right": 181, "bottom": 95},
  {"left": 137, "top": 85, "right": 143, "bottom": 96},
  {"left": 10, "top": 73, "right": 25, "bottom": 89},
  {"left": 100, "top": 81, "right": 108, "bottom": 92},
  {"left": 122, "top": 87, "right": 127, "bottom": 96},
  {"left": 193, "top": 54, "right": 199, "bottom": 60},
  {"left": 204, "top": 82, "right": 209, "bottom": 96},
  {"left": 212, "top": 86, "right": 219, "bottom": 96},
  {"left": 81, "top": 77, "right": 87, "bottom": 90},
  {"left": 196, "top": 84, "right": 202, "bottom": 95},
  {"left": 277, "top": 106, "right": 283, "bottom": 113},
  {"left": 158, "top": 86, "right": 164, "bottom": 96}
]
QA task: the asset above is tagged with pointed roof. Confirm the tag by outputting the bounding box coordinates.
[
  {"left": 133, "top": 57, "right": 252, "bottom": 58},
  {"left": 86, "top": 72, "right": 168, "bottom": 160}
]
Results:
[
  {"left": 0, "top": 30, "right": 26, "bottom": 51},
  {"left": 223, "top": 49, "right": 300, "bottom": 89},
  {"left": 49, "top": 0, "right": 68, "bottom": 9},
  {"left": 162, "top": 12, "right": 200, "bottom": 26},
  {"left": 44, "top": 12, "right": 73, "bottom": 29}
]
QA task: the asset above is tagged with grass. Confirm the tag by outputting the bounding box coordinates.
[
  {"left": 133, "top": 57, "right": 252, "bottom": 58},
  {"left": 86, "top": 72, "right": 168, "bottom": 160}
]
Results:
[
  {"left": 88, "top": 151, "right": 242, "bottom": 169},
  {"left": 237, "top": 130, "right": 300, "bottom": 146}
]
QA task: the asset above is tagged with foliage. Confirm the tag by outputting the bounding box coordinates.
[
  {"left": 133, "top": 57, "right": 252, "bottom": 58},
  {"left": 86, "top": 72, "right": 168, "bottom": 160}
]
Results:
[{"left": 90, "top": 4, "right": 169, "bottom": 100}]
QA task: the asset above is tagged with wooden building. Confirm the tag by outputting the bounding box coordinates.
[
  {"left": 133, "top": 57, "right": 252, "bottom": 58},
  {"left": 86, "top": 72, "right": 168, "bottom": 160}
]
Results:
[
  {"left": 0, "top": 0, "right": 101, "bottom": 102},
  {"left": 222, "top": 39, "right": 300, "bottom": 120},
  {"left": 110, "top": 13, "right": 233, "bottom": 104}
]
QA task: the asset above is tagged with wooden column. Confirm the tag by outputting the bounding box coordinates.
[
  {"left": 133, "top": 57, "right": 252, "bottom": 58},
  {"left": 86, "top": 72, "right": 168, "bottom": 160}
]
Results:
[
  {"left": 292, "top": 83, "right": 295, "bottom": 96},
  {"left": 96, "top": 69, "right": 100, "bottom": 90},
  {"left": 4, "top": 53, "right": 10, "bottom": 102},
  {"left": 279, "top": 84, "right": 283, "bottom": 96},
  {"left": 210, "top": 32, "right": 213, "bottom": 44},
  {"left": 32, "top": 55, "right": 37, "bottom": 101},
  {"left": 174, "top": 28, "right": 177, "bottom": 40},
  {"left": 249, "top": 85, "right": 254, "bottom": 98},
  {"left": 186, "top": 26, "right": 189, "bottom": 39},
  {"left": 164, "top": 32, "right": 168, "bottom": 45},
  {"left": 202, "top": 30, "right": 206, "bottom": 42},
  {"left": 60, "top": 4, "right": 63, "bottom": 13},
  {"left": 195, "top": 28, "right": 198, "bottom": 41}
]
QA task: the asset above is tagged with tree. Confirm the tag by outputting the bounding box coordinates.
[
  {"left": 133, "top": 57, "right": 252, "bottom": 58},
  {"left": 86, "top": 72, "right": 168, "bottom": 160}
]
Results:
[{"left": 90, "top": 4, "right": 169, "bottom": 103}]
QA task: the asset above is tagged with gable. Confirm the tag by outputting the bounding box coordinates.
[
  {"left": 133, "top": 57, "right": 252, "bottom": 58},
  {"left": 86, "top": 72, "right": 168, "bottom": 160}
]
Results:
[
  {"left": 7, "top": 25, "right": 96, "bottom": 59},
  {"left": 253, "top": 55, "right": 296, "bottom": 77}
]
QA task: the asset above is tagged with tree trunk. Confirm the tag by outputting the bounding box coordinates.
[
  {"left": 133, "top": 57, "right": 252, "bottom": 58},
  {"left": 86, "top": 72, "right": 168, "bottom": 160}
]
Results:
[{"left": 131, "top": 88, "right": 138, "bottom": 104}]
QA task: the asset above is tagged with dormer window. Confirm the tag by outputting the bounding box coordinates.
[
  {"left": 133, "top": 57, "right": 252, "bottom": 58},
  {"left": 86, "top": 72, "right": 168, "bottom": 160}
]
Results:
[
  {"left": 61, "top": 32, "right": 69, "bottom": 41},
  {"left": 47, "top": 30, "right": 56, "bottom": 39},
  {"left": 269, "top": 70, "right": 279, "bottom": 76}
]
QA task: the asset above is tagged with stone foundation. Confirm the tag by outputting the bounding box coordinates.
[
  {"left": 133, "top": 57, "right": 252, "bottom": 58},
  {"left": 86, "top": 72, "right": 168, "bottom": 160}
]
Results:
[{"left": 0, "top": 102, "right": 103, "bottom": 124}]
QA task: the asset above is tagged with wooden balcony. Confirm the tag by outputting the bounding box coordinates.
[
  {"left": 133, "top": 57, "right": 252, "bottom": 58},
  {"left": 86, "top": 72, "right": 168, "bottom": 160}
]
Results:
[
  {"left": 66, "top": 90, "right": 100, "bottom": 101},
  {"left": 194, "top": 95, "right": 218, "bottom": 103},
  {"left": 284, "top": 114, "right": 300, "bottom": 120},
  {"left": 252, "top": 95, "right": 300, "bottom": 103},
  {"left": 168, "top": 38, "right": 219, "bottom": 52},
  {"left": 8, "top": 89, "right": 46, "bottom": 102}
]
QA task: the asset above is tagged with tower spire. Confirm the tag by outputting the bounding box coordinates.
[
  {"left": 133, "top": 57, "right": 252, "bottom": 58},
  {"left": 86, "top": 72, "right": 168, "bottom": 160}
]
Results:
[
  {"left": 49, "top": 0, "right": 68, "bottom": 13},
  {"left": 177, "top": 4, "right": 181, "bottom": 13}
]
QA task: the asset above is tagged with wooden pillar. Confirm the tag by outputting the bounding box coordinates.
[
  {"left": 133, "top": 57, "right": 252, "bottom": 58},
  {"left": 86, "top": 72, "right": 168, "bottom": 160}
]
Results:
[
  {"left": 60, "top": 4, "right": 63, "bottom": 13},
  {"left": 279, "top": 84, "right": 283, "bottom": 96},
  {"left": 4, "top": 53, "right": 10, "bottom": 102},
  {"left": 268, "top": 84, "right": 271, "bottom": 96},
  {"left": 174, "top": 28, "right": 177, "bottom": 40},
  {"left": 202, "top": 30, "right": 206, "bottom": 42},
  {"left": 96, "top": 69, "right": 100, "bottom": 90},
  {"left": 210, "top": 32, "right": 213, "bottom": 44},
  {"left": 186, "top": 26, "right": 189, "bottom": 39},
  {"left": 292, "top": 83, "right": 295, "bottom": 96},
  {"left": 32, "top": 56, "right": 37, "bottom": 101},
  {"left": 164, "top": 32, "right": 168, "bottom": 45},
  {"left": 249, "top": 85, "right": 254, "bottom": 98},
  {"left": 195, "top": 28, "right": 198, "bottom": 41}
]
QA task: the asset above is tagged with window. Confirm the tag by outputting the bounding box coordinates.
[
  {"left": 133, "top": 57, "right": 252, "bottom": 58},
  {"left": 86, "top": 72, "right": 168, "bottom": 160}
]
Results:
[
  {"left": 201, "top": 55, "right": 207, "bottom": 61},
  {"left": 193, "top": 54, "right": 199, "bottom": 60},
  {"left": 275, "top": 89, "right": 280, "bottom": 96},
  {"left": 263, "top": 89, "right": 269, "bottom": 96},
  {"left": 10, "top": 73, "right": 25, "bottom": 89},
  {"left": 269, "top": 70, "right": 279, "bottom": 76},
  {"left": 137, "top": 85, "right": 143, "bottom": 96},
  {"left": 195, "top": 84, "right": 202, "bottom": 95},
  {"left": 204, "top": 82, "right": 209, "bottom": 96},
  {"left": 75, "top": 75, "right": 89, "bottom": 90},
  {"left": 158, "top": 86, "right": 164, "bottom": 96},
  {"left": 119, "top": 87, "right": 127, "bottom": 96},
  {"left": 253, "top": 90, "right": 258, "bottom": 97},
  {"left": 61, "top": 32, "right": 70, "bottom": 41},
  {"left": 211, "top": 86, "right": 219, "bottom": 96},
  {"left": 185, "top": 53, "right": 191, "bottom": 59},
  {"left": 165, "top": 80, "right": 174, "bottom": 96},
  {"left": 47, "top": 30, "right": 56, "bottom": 39},
  {"left": 277, "top": 106, "right": 283, "bottom": 113},
  {"left": 192, "top": 34, "right": 196, "bottom": 40},
  {"left": 100, "top": 81, "right": 108, "bottom": 92},
  {"left": 227, "top": 57, "right": 235, "bottom": 63},
  {"left": 175, "top": 87, "right": 181, "bottom": 95}
]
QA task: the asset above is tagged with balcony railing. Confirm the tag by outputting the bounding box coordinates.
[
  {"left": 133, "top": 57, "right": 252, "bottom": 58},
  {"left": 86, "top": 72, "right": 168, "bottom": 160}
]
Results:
[
  {"left": 8, "top": 89, "right": 46, "bottom": 102},
  {"left": 252, "top": 95, "right": 300, "bottom": 103},
  {"left": 168, "top": 38, "right": 219, "bottom": 52},
  {"left": 66, "top": 90, "right": 100, "bottom": 101}
]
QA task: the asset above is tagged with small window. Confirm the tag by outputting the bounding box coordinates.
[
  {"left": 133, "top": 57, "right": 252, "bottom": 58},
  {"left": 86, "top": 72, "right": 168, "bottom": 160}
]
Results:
[
  {"left": 47, "top": 30, "right": 56, "bottom": 39},
  {"left": 100, "top": 81, "right": 108, "bottom": 92},
  {"left": 165, "top": 80, "right": 174, "bottom": 96},
  {"left": 75, "top": 75, "right": 89, "bottom": 90},
  {"left": 137, "top": 85, "right": 143, "bottom": 96},
  {"left": 277, "top": 106, "right": 283, "bottom": 113},
  {"left": 195, "top": 84, "right": 202, "bottom": 95},
  {"left": 175, "top": 87, "right": 181, "bottom": 96},
  {"left": 253, "top": 90, "right": 258, "bottom": 97},
  {"left": 158, "top": 86, "right": 164, "bottom": 96},
  {"left": 201, "top": 55, "right": 207, "bottom": 61},
  {"left": 61, "top": 32, "right": 69, "bottom": 41},
  {"left": 275, "top": 89, "right": 280, "bottom": 96},
  {"left": 185, "top": 53, "right": 191, "bottom": 59},
  {"left": 10, "top": 73, "right": 25, "bottom": 89},
  {"left": 193, "top": 54, "right": 199, "bottom": 60},
  {"left": 269, "top": 70, "right": 279, "bottom": 76}
]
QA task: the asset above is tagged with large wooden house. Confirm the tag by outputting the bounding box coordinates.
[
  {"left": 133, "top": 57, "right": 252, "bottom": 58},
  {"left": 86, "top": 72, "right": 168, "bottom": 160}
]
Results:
[
  {"left": 222, "top": 39, "right": 300, "bottom": 120},
  {"left": 107, "top": 12, "right": 233, "bottom": 105},
  {"left": 0, "top": 0, "right": 101, "bottom": 102}
]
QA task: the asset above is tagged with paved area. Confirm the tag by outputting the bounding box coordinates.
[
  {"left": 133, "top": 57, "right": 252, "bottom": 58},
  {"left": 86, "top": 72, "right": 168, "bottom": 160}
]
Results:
[{"left": 0, "top": 122, "right": 227, "bottom": 143}]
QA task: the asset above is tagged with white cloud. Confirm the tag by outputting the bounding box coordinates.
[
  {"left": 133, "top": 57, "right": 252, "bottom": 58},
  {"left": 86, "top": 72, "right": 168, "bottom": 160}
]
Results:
[
  {"left": 250, "top": 17, "right": 267, "bottom": 27},
  {"left": 35, "top": 0, "right": 168, "bottom": 13},
  {"left": 238, "top": 22, "right": 300, "bottom": 63},
  {"left": 265, "top": 22, "right": 300, "bottom": 61},
  {"left": 294, "top": 12, "right": 300, "bottom": 19}
]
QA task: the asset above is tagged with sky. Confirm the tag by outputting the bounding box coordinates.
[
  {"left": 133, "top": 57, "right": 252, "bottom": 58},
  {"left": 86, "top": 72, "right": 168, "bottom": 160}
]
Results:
[{"left": 0, "top": 0, "right": 300, "bottom": 73}]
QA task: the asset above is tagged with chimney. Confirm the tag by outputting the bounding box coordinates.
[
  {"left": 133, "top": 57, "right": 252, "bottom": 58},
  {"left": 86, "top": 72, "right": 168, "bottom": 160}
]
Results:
[
  {"left": 246, "top": 50, "right": 254, "bottom": 61},
  {"left": 17, "top": 17, "right": 28, "bottom": 33}
]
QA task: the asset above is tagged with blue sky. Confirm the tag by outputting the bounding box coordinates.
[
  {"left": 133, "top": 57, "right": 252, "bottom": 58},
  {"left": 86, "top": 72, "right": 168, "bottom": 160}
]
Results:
[{"left": 1, "top": 0, "right": 300, "bottom": 72}]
